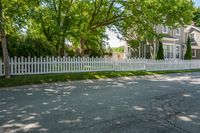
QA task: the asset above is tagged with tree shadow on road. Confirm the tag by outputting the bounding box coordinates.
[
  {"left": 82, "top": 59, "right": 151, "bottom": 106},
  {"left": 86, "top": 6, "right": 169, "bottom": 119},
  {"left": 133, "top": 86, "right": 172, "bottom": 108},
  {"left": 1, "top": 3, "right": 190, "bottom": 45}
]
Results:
[{"left": 0, "top": 72, "right": 200, "bottom": 133}]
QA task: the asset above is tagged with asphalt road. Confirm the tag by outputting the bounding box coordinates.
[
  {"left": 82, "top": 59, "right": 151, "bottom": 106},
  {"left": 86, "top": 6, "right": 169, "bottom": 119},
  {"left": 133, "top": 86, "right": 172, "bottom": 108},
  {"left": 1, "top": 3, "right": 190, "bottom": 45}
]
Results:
[{"left": 0, "top": 72, "right": 200, "bottom": 133}]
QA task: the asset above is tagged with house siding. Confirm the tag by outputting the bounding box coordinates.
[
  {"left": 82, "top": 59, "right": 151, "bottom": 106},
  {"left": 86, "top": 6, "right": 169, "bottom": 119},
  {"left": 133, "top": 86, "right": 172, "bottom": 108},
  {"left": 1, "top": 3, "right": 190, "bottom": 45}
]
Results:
[
  {"left": 190, "top": 30, "right": 200, "bottom": 46},
  {"left": 155, "top": 25, "right": 162, "bottom": 34},
  {"left": 186, "top": 28, "right": 200, "bottom": 59},
  {"left": 155, "top": 25, "right": 185, "bottom": 59},
  {"left": 174, "top": 27, "right": 185, "bottom": 45},
  {"left": 156, "top": 25, "right": 185, "bottom": 44}
]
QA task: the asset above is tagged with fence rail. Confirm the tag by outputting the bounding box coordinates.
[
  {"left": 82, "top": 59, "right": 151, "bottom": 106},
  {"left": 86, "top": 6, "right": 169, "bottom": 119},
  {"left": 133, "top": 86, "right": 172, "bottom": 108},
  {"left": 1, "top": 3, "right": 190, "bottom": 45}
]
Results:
[{"left": 0, "top": 57, "right": 200, "bottom": 76}]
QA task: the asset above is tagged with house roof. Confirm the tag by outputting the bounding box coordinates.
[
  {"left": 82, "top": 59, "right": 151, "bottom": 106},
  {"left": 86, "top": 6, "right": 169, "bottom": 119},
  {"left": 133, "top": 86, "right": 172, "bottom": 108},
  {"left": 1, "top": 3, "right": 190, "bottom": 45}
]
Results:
[
  {"left": 162, "top": 34, "right": 179, "bottom": 41},
  {"left": 185, "top": 25, "right": 200, "bottom": 33},
  {"left": 192, "top": 46, "right": 200, "bottom": 49}
]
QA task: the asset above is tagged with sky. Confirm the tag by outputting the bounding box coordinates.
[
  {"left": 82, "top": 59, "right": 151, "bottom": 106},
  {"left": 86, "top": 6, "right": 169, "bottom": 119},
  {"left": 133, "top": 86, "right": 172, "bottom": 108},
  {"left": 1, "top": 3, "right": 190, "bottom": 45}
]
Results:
[
  {"left": 107, "top": 0, "right": 200, "bottom": 48},
  {"left": 194, "top": 0, "right": 200, "bottom": 7},
  {"left": 106, "top": 29, "right": 126, "bottom": 48}
]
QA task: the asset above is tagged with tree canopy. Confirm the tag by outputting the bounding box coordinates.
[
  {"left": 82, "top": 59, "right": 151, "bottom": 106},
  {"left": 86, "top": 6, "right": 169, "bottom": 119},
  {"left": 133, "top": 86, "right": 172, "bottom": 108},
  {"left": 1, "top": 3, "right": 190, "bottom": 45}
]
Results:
[
  {"left": 117, "top": 0, "right": 194, "bottom": 42},
  {"left": 0, "top": 0, "right": 195, "bottom": 58},
  {"left": 193, "top": 7, "right": 200, "bottom": 27}
]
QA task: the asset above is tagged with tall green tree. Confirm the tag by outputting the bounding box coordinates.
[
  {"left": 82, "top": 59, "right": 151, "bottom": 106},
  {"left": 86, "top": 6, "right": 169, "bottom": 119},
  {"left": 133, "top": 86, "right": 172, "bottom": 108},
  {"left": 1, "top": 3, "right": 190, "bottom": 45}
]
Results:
[
  {"left": 71, "top": 0, "right": 125, "bottom": 56},
  {"left": 24, "top": 0, "right": 75, "bottom": 56},
  {"left": 156, "top": 41, "right": 164, "bottom": 60},
  {"left": 184, "top": 36, "right": 192, "bottom": 60},
  {"left": 20, "top": 0, "right": 123, "bottom": 56}
]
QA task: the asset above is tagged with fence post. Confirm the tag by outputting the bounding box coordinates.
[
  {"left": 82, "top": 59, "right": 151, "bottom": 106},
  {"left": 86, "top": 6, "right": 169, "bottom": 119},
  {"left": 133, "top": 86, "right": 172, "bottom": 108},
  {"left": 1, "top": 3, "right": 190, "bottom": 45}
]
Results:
[
  {"left": 27, "top": 56, "right": 30, "bottom": 74},
  {"left": 113, "top": 59, "right": 115, "bottom": 71},
  {"left": 0, "top": 58, "right": 2, "bottom": 76},
  {"left": 10, "top": 57, "right": 13, "bottom": 75}
]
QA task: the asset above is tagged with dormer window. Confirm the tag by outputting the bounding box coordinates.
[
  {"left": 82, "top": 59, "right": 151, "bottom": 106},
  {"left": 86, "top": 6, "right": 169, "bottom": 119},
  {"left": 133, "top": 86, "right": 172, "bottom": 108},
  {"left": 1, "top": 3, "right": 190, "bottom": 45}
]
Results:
[
  {"left": 176, "top": 28, "right": 180, "bottom": 36},
  {"left": 162, "top": 26, "right": 168, "bottom": 33},
  {"left": 190, "top": 33, "right": 195, "bottom": 42}
]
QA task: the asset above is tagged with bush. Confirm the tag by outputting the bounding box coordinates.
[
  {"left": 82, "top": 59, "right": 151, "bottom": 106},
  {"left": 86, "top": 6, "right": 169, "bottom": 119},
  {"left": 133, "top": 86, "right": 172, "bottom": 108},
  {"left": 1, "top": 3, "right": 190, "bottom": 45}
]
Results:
[
  {"left": 0, "top": 36, "right": 56, "bottom": 57},
  {"left": 66, "top": 47, "right": 77, "bottom": 57}
]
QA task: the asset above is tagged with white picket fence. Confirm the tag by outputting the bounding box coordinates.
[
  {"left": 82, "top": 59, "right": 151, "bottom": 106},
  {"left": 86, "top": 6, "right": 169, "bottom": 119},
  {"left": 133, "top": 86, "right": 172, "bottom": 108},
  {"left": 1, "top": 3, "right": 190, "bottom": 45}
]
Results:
[{"left": 0, "top": 57, "right": 200, "bottom": 76}]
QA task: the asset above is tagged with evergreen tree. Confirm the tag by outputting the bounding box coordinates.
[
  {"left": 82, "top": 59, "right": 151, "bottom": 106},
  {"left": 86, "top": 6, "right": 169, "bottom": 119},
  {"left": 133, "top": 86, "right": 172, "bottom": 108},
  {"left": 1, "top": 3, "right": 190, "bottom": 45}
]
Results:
[
  {"left": 184, "top": 37, "right": 192, "bottom": 60},
  {"left": 156, "top": 41, "right": 164, "bottom": 60}
]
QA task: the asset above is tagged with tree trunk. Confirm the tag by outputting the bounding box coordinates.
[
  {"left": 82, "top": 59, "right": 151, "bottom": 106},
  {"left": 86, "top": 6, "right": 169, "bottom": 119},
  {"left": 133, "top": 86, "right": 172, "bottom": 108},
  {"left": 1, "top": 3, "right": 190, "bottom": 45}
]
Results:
[
  {"left": 1, "top": 33, "right": 10, "bottom": 78},
  {"left": 60, "top": 44, "right": 65, "bottom": 57},
  {"left": 56, "top": 43, "right": 60, "bottom": 56},
  {"left": 0, "top": 0, "right": 10, "bottom": 79},
  {"left": 80, "top": 37, "right": 85, "bottom": 56},
  {"left": 60, "top": 37, "right": 65, "bottom": 56}
]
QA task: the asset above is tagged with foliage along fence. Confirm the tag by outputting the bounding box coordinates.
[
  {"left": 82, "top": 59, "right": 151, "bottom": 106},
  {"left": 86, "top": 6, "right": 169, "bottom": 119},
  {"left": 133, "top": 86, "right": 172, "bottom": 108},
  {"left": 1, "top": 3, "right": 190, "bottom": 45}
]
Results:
[{"left": 0, "top": 57, "right": 200, "bottom": 76}]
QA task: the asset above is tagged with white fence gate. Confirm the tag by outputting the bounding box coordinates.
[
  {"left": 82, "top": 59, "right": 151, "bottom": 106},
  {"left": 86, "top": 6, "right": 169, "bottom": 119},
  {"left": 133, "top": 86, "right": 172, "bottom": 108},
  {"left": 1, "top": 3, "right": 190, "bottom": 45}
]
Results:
[{"left": 0, "top": 57, "right": 200, "bottom": 76}]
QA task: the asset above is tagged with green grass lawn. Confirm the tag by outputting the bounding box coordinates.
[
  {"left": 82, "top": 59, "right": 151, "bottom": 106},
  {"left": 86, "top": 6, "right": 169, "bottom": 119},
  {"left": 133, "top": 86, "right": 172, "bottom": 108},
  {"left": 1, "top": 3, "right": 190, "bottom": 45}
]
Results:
[{"left": 0, "top": 69, "right": 200, "bottom": 88}]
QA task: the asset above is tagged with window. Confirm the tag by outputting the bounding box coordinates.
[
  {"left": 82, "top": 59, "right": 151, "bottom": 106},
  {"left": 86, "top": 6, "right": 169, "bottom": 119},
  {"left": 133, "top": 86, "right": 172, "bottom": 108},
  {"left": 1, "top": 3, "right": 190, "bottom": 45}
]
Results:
[
  {"left": 176, "top": 45, "right": 180, "bottom": 59},
  {"left": 176, "top": 28, "right": 180, "bottom": 36},
  {"left": 163, "top": 44, "right": 175, "bottom": 59},
  {"left": 162, "top": 26, "right": 168, "bottom": 33},
  {"left": 190, "top": 33, "right": 195, "bottom": 42},
  {"left": 192, "top": 49, "right": 196, "bottom": 57}
]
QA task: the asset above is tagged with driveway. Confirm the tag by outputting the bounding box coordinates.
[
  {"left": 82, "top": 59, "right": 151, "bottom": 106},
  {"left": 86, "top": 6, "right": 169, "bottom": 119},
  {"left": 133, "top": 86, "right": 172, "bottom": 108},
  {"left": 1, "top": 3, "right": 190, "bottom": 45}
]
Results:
[{"left": 0, "top": 72, "right": 200, "bottom": 133}]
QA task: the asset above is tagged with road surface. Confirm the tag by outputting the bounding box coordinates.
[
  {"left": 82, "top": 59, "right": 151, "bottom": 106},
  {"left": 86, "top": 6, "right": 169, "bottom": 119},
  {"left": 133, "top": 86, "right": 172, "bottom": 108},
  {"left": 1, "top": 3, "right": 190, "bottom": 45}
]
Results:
[{"left": 0, "top": 72, "right": 200, "bottom": 133}]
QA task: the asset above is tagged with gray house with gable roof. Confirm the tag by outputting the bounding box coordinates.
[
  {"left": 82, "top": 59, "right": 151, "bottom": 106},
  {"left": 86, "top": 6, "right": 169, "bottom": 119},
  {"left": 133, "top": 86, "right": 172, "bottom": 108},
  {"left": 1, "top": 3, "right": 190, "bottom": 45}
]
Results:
[{"left": 125, "top": 25, "right": 200, "bottom": 59}]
